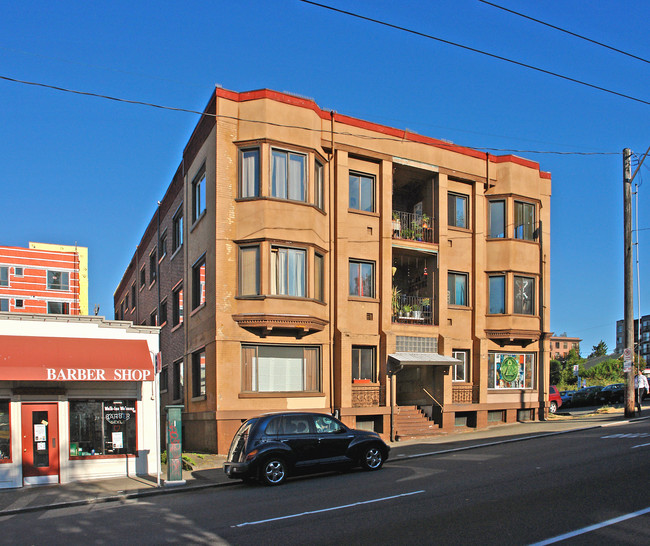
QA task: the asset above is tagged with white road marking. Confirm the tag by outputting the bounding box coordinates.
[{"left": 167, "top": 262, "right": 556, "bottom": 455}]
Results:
[
  {"left": 231, "top": 490, "right": 425, "bottom": 528},
  {"left": 529, "top": 506, "right": 650, "bottom": 545},
  {"left": 631, "top": 442, "right": 650, "bottom": 449}
]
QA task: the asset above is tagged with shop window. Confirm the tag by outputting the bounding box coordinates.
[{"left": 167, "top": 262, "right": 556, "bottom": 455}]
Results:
[
  {"left": 271, "top": 148, "right": 306, "bottom": 201},
  {"left": 349, "top": 260, "right": 374, "bottom": 298},
  {"left": 242, "top": 345, "right": 320, "bottom": 393},
  {"left": 352, "top": 346, "right": 375, "bottom": 382},
  {"left": 349, "top": 172, "right": 374, "bottom": 212},
  {"left": 47, "top": 270, "right": 69, "bottom": 290},
  {"left": 0, "top": 400, "right": 10, "bottom": 462},
  {"left": 240, "top": 148, "right": 260, "bottom": 198},
  {"left": 488, "top": 353, "right": 535, "bottom": 389},
  {"left": 192, "top": 350, "right": 206, "bottom": 398},
  {"left": 69, "top": 400, "right": 136, "bottom": 456}
]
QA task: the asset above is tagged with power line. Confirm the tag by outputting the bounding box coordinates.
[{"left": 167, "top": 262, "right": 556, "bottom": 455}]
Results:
[
  {"left": 0, "top": 73, "right": 620, "bottom": 157},
  {"left": 298, "top": 0, "right": 650, "bottom": 107},
  {"left": 478, "top": 0, "right": 650, "bottom": 65}
]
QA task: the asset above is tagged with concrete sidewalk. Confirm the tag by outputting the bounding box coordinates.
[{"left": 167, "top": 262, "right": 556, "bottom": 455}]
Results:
[{"left": 0, "top": 407, "right": 646, "bottom": 517}]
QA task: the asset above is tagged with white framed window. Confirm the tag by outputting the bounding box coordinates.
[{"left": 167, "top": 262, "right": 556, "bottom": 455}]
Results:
[
  {"left": 271, "top": 246, "right": 306, "bottom": 297},
  {"left": 242, "top": 345, "right": 320, "bottom": 393},
  {"left": 452, "top": 350, "right": 469, "bottom": 382},
  {"left": 47, "top": 271, "right": 69, "bottom": 291},
  {"left": 271, "top": 149, "right": 306, "bottom": 201}
]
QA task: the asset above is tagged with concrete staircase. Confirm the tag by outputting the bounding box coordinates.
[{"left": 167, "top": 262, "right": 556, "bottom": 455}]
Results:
[{"left": 394, "top": 405, "right": 444, "bottom": 440}]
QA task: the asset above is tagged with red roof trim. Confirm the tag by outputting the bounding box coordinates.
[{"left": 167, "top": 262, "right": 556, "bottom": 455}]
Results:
[{"left": 215, "top": 88, "right": 547, "bottom": 175}]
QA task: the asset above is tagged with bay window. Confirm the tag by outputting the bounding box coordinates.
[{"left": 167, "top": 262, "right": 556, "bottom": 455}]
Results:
[
  {"left": 271, "top": 246, "right": 306, "bottom": 297},
  {"left": 272, "top": 149, "right": 306, "bottom": 201},
  {"left": 239, "top": 246, "right": 260, "bottom": 296},
  {"left": 240, "top": 148, "right": 260, "bottom": 198},
  {"left": 489, "top": 200, "right": 505, "bottom": 238},
  {"left": 242, "top": 345, "right": 320, "bottom": 393},
  {"left": 489, "top": 275, "right": 505, "bottom": 314},
  {"left": 515, "top": 201, "right": 535, "bottom": 240},
  {"left": 514, "top": 275, "right": 535, "bottom": 315}
]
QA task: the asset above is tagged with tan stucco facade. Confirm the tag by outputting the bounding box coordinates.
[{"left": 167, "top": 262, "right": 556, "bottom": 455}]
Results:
[{"left": 115, "top": 87, "right": 551, "bottom": 453}]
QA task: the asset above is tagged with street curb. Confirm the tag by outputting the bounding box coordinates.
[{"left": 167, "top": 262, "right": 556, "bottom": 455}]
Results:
[{"left": 1, "top": 415, "right": 647, "bottom": 517}]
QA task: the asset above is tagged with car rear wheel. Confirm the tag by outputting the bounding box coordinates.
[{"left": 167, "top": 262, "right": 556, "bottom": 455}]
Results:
[
  {"left": 260, "top": 458, "right": 287, "bottom": 486},
  {"left": 360, "top": 446, "right": 384, "bottom": 471},
  {"left": 549, "top": 401, "right": 558, "bottom": 414}
]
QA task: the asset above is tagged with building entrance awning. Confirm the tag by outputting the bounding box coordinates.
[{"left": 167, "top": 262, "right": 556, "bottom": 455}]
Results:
[
  {"left": 388, "top": 352, "right": 460, "bottom": 375},
  {"left": 0, "top": 335, "right": 154, "bottom": 382}
]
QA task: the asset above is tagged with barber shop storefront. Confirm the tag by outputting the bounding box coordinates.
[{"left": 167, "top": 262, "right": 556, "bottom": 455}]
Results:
[{"left": 0, "top": 314, "right": 159, "bottom": 489}]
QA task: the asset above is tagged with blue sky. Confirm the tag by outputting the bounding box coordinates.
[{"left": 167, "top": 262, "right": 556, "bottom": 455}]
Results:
[{"left": 2, "top": 1, "right": 648, "bottom": 356}]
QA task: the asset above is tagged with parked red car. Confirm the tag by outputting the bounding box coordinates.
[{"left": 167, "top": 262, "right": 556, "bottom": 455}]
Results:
[{"left": 549, "top": 386, "right": 563, "bottom": 413}]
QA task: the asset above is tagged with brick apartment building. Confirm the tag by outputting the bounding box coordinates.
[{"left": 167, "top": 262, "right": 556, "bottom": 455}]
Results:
[
  {"left": 114, "top": 87, "right": 552, "bottom": 453},
  {"left": 0, "top": 242, "right": 88, "bottom": 315}
]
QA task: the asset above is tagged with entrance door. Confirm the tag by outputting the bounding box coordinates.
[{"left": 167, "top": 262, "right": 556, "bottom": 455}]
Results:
[{"left": 21, "top": 403, "right": 59, "bottom": 485}]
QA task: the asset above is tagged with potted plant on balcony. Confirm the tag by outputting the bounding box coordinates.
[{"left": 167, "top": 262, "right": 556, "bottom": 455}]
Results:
[
  {"left": 401, "top": 304, "right": 412, "bottom": 318},
  {"left": 392, "top": 212, "right": 401, "bottom": 237},
  {"left": 412, "top": 302, "right": 422, "bottom": 319}
]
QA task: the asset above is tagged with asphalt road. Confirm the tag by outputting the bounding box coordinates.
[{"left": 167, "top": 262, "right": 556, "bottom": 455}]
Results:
[{"left": 2, "top": 420, "right": 649, "bottom": 545}]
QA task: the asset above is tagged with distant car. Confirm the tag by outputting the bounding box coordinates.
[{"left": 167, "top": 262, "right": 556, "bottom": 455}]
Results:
[
  {"left": 598, "top": 383, "right": 625, "bottom": 405},
  {"left": 560, "top": 390, "right": 576, "bottom": 406},
  {"left": 571, "top": 385, "right": 604, "bottom": 407},
  {"left": 224, "top": 412, "right": 390, "bottom": 485},
  {"left": 549, "top": 386, "right": 563, "bottom": 413}
]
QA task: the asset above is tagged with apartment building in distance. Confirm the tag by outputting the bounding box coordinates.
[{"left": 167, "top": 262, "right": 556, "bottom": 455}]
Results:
[
  {"left": 548, "top": 333, "right": 581, "bottom": 360},
  {"left": 114, "top": 87, "right": 551, "bottom": 453},
  {"left": 616, "top": 316, "right": 650, "bottom": 365},
  {"left": 0, "top": 242, "right": 88, "bottom": 315}
]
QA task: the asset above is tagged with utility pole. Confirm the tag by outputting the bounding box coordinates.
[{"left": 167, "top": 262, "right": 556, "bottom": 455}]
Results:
[{"left": 623, "top": 148, "right": 635, "bottom": 417}]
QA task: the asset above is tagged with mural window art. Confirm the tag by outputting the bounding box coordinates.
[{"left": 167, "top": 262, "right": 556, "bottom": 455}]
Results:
[{"left": 488, "top": 353, "right": 534, "bottom": 389}]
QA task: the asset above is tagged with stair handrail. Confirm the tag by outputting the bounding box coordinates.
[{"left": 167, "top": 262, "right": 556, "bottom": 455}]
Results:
[{"left": 420, "top": 385, "right": 443, "bottom": 409}]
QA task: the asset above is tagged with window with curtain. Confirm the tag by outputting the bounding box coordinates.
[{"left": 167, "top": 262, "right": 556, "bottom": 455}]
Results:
[
  {"left": 515, "top": 201, "right": 535, "bottom": 240},
  {"left": 514, "top": 275, "right": 535, "bottom": 315},
  {"left": 314, "top": 253, "right": 324, "bottom": 302},
  {"left": 448, "top": 272, "right": 468, "bottom": 306},
  {"left": 349, "top": 172, "right": 374, "bottom": 212},
  {"left": 489, "top": 200, "right": 505, "bottom": 238},
  {"left": 448, "top": 193, "right": 468, "bottom": 228},
  {"left": 271, "top": 149, "right": 306, "bottom": 201},
  {"left": 239, "top": 246, "right": 260, "bottom": 296},
  {"left": 314, "top": 160, "right": 324, "bottom": 210},
  {"left": 240, "top": 148, "right": 260, "bottom": 198},
  {"left": 352, "top": 346, "right": 375, "bottom": 381},
  {"left": 349, "top": 260, "right": 374, "bottom": 298},
  {"left": 242, "top": 345, "right": 320, "bottom": 393},
  {"left": 489, "top": 275, "right": 505, "bottom": 314},
  {"left": 271, "top": 247, "right": 306, "bottom": 297}
]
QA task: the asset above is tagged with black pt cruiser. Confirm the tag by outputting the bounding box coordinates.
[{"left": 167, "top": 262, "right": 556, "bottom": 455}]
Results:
[{"left": 224, "top": 412, "right": 390, "bottom": 485}]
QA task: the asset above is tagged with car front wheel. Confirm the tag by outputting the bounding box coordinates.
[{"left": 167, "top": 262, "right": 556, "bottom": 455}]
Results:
[
  {"left": 360, "top": 446, "right": 384, "bottom": 471},
  {"left": 549, "top": 401, "right": 558, "bottom": 414},
  {"left": 260, "top": 458, "right": 287, "bottom": 486}
]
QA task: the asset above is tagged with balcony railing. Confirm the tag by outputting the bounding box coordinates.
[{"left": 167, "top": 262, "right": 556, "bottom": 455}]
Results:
[
  {"left": 392, "top": 294, "right": 433, "bottom": 325},
  {"left": 391, "top": 211, "right": 434, "bottom": 243}
]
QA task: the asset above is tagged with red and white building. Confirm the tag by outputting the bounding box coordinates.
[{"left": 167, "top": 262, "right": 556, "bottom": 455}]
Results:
[
  {"left": 0, "top": 242, "right": 88, "bottom": 316},
  {"left": 0, "top": 313, "right": 159, "bottom": 489}
]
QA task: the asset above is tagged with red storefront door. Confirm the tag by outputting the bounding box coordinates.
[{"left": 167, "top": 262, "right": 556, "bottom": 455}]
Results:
[{"left": 21, "top": 403, "right": 59, "bottom": 484}]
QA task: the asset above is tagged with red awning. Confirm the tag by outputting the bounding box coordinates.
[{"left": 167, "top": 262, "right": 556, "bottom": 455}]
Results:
[{"left": 0, "top": 335, "right": 154, "bottom": 382}]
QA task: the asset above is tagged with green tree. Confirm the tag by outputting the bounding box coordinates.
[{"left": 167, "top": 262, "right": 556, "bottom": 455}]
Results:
[{"left": 589, "top": 340, "right": 608, "bottom": 358}]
